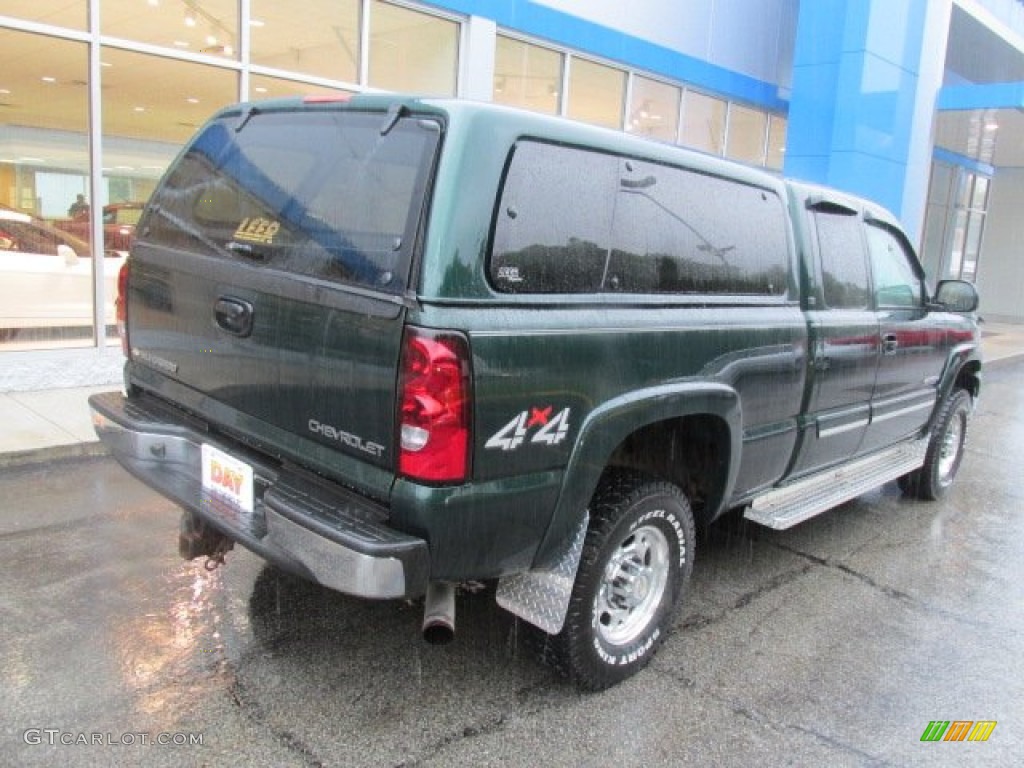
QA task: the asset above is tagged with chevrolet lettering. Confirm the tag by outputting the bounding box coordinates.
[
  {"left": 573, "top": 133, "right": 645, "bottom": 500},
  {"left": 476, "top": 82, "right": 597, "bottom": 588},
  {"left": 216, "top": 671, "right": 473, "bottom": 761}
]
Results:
[{"left": 308, "top": 419, "right": 386, "bottom": 458}]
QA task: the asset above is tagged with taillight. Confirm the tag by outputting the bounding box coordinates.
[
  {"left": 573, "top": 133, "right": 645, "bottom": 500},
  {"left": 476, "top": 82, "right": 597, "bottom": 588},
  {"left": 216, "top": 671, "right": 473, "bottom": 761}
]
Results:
[
  {"left": 116, "top": 260, "right": 130, "bottom": 358},
  {"left": 398, "top": 327, "right": 471, "bottom": 484}
]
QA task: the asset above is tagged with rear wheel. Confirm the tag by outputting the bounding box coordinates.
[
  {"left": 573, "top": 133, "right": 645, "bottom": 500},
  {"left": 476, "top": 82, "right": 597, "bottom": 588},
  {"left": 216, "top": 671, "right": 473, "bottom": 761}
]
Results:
[
  {"left": 899, "top": 389, "right": 971, "bottom": 500},
  {"left": 553, "top": 470, "right": 695, "bottom": 691}
]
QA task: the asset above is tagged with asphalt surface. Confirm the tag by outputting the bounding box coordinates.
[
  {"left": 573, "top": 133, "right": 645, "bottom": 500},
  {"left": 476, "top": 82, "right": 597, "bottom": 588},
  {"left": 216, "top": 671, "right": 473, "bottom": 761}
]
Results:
[{"left": 2, "top": 362, "right": 1022, "bottom": 767}]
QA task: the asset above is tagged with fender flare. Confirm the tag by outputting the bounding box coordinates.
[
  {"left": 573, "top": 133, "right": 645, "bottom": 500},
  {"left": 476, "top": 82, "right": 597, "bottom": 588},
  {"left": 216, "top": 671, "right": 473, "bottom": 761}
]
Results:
[
  {"left": 532, "top": 381, "right": 742, "bottom": 569},
  {"left": 934, "top": 342, "right": 982, "bottom": 416}
]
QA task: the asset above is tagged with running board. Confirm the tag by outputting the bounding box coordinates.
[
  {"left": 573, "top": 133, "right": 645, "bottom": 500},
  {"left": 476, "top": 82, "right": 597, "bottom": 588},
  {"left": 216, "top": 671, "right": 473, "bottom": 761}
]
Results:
[{"left": 744, "top": 439, "right": 928, "bottom": 530}]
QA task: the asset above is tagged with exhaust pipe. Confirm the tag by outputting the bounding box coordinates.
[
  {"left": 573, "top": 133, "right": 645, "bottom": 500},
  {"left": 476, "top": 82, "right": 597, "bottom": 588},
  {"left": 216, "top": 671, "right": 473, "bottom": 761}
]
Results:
[{"left": 422, "top": 582, "right": 456, "bottom": 645}]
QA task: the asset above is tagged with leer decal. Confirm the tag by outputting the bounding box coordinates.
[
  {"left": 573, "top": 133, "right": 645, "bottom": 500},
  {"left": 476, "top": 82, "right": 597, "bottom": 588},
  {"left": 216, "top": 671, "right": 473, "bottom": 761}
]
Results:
[
  {"left": 486, "top": 406, "right": 571, "bottom": 451},
  {"left": 233, "top": 216, "right": 281, "bottom": 245}
]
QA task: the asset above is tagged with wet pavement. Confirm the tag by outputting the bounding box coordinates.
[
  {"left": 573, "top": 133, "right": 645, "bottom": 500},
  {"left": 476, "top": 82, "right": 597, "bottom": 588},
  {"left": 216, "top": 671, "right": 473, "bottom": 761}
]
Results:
[{"left": 2, "top": 362, "right": 1022, "bottom": 767}]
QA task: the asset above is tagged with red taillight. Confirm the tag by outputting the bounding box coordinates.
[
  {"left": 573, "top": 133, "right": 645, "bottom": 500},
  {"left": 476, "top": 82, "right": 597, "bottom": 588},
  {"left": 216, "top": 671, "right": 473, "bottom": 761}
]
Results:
[
  {"left": 116, "top": 260, "right": 130, "bottom": 358},
  {"left": 398, "top": 328, "right": 471, "bottom": 484}
]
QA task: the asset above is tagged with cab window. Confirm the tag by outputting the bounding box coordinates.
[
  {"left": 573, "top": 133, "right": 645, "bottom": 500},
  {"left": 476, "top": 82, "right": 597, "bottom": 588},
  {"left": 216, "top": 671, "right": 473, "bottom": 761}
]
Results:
[
  {"left": 813, "top": 210, "right": 870, "bottom": 309},
  {"left": 865, "top": 223, "right": 924, "bottom": 309}
]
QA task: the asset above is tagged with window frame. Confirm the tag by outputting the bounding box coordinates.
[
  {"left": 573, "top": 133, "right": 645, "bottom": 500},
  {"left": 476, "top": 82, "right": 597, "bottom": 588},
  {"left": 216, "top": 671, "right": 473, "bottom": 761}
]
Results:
[{"left": 864, "top": 218, "right": 927, "bottom": 311}]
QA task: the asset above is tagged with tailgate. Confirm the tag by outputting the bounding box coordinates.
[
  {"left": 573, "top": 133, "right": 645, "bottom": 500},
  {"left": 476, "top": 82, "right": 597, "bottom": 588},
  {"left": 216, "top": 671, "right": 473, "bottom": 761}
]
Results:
[{"left": 126, "top": 103, "right": 441, "bottom": 476}]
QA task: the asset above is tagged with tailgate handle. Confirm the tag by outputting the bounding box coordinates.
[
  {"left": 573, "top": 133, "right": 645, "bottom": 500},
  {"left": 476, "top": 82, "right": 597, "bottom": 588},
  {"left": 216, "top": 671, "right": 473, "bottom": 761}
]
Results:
[{"left": 215, "top": 297, "right": 254, "bottom": 337}]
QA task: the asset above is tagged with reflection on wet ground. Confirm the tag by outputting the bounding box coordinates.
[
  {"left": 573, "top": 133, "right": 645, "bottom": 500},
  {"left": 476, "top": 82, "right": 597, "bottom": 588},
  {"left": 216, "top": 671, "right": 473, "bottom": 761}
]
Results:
[{"left": 2, "top": 362, "right": 1023, "bottom": 767}]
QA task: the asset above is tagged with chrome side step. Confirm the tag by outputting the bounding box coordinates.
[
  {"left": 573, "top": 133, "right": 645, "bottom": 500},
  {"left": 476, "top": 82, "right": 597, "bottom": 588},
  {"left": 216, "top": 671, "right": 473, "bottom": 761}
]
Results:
[{"left": 745, "top": 439, "right": 928, "bottom": 530}]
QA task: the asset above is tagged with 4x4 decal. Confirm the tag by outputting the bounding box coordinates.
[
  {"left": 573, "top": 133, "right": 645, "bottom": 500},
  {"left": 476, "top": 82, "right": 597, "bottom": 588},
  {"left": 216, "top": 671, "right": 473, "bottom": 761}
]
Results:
[{"left": 485, "top": 407, "right": 571, "bottom": 451}]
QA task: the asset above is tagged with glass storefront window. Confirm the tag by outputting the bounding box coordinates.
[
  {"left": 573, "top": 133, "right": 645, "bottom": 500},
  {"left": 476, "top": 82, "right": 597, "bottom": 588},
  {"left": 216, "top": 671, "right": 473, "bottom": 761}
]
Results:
[
  {"left": 921, "top": 161, "right": 955, "bottom": 279},
  {"left": 962, "top": 213, "right": 984, "bottom": 281},
  {"left": 250, "top": 74, "right": 353, "bottom": 102},
  {"left": 1, "top": 2, "right": 466, "bottom": 352},
  {"left": 369, "top": 1, "right": 458, "bottom": 95},
  {"left": 766, "top": 115, "right": 787, "bottom": 171},
  {"left": 971, "top": 175, "right": 990, "bottom": 209},
  {"left": 681, "top": 90, "right": 725, "bottom": 155},
  {"left": 251, "top": 0, "right": 360, "bottom": 83},
  {"left": 0, "top": 1, "right": 86, "bottom": 30},
  {"left": 494, "top": 35, "right": 562, "bottom": 115},
  {"left": 567, "top": 57, "right": 626, "bottom": 129},
  {"left": 627, "top": 76, "right": 680, "bottom": 143},
  {"left": 99, "top": 48, "right": 237, "bottom": 342},
  {"left": 102, "top": 0, "right": 239, "bottom": 60},
  {"left": 725, "top": 103, "right": 767, "bottom": 165},
  {"left": 949, "top": 209, "right": 967, "bottom": 278},
  {"left": 955, "top": 170, "right": 973, "bottom": 209},
  {"left": 924, "top": 164, "right": 991, "bottom": 283},
  {"left": 101, "top": 48, "right": 237, "bottom": 146},
  {"left": 0, "top": 30, "right": 92, "bottom": 348},
  {"left": 929, "top": 162, "right": 954, "bottom": 207},
  {"left": 100, "top": 49, "right": 237, "bottom": 194}
]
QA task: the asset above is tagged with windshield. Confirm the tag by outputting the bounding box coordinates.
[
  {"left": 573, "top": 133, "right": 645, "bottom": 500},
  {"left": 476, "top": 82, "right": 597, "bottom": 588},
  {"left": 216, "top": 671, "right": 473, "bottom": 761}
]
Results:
[{"left": 140, "top": 108, "right": 440, "bottom": 294}]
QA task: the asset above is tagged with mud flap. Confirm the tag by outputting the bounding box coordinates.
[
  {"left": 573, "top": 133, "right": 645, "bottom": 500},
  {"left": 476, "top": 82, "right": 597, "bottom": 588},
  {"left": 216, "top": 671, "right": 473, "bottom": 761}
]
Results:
[{"left": 495, "top": 513, "right": 588, "bottom": 635}]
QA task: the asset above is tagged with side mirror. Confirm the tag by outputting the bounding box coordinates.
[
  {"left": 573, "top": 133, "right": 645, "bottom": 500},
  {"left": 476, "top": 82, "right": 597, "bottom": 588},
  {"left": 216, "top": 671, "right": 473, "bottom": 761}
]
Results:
[
  {"left": 57, "top": 243, "right": 79, "bottom": 267},
  {"left": 932, "top": 279, "right": 978, "bottom": 313}
]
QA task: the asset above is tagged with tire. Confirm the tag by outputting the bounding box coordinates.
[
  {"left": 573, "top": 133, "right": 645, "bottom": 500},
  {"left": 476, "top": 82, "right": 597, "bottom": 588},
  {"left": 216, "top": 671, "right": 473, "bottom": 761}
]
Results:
[
  {"left": 899, "top": 389, "right": 971, "bottom": 501},
  {"left": 552, "top": 469, "right": 695, "bottom": 691}
]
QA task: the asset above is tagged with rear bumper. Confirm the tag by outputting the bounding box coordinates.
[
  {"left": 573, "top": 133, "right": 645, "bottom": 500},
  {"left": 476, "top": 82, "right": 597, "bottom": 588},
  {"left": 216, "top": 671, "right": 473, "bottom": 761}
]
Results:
[{"left": 88, "top": 390, "right": 429, "bottom": 599}]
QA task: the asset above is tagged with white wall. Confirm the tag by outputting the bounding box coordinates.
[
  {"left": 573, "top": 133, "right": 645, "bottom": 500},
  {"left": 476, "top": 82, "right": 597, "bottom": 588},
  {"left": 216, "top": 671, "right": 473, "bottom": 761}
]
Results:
[
  {"left": 976, "top": 167, "right": 1024, "bottom": 322},
  {"left": 963, "top": 0, "right": 1024, "bottom": 39},
  {"left": 534, "top": 0, "right": 798, "bottom": 89}
]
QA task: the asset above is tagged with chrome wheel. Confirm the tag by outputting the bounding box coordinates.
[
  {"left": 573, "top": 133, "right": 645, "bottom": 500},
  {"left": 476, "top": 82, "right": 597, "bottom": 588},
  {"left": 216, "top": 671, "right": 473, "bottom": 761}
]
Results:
[
  {"left": 556, "top": 471, "right": 694, "bottom": 691},
  {"left": 899, "top": 389, "right": 972, "bottom": 501},
  {"left": 937, "top": 409, "right": 965, "bottom": 486},
  {"left": 594, "top": 524, "right": 671, "bottom": 646}
]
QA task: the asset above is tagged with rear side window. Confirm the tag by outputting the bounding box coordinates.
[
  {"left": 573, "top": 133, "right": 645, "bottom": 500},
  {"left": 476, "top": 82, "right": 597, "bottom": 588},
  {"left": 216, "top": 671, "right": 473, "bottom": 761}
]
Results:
[
  {"left": 140, "top": 110, "right": 440, "bottom": 294},
  {"left": 609, "top": 158, "right": 789, "bottom": 295},
  {"left": 490, "top": 142, "right": 618, "bottom": 293},
  {"left": 490, "top": 140, "right": 790, "bottom": 296}
]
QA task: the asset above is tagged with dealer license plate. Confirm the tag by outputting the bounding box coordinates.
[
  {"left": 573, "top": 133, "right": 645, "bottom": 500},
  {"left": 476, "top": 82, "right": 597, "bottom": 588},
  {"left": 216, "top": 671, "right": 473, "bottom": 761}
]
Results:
[{"left": 201, "top": 443, "right": 254, "bottom": 514}]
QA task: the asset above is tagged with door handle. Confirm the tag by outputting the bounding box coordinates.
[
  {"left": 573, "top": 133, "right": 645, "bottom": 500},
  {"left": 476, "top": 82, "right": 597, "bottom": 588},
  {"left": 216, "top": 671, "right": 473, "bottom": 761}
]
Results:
[
  {"left": 882, "top": 333, "right": 898, "bottom": 354},
  {"left": 214, "top": 296, "right": 254, "bottom": 337}
]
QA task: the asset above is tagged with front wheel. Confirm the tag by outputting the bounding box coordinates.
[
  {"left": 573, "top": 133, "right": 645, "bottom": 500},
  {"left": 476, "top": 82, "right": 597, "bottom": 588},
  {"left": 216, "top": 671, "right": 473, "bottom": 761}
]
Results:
[
  {"left": 553, "top": 470, "right": 695, "bottom": 691},
  {"left": 899, "top": 389, "right": 972, "bottom": 500}
]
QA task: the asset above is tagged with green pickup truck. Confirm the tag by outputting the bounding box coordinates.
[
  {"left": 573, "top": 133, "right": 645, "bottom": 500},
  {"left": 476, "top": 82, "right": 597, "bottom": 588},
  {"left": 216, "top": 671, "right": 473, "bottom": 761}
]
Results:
[{"left": 90, "top": 95, "right": 981, "bottom": 691}]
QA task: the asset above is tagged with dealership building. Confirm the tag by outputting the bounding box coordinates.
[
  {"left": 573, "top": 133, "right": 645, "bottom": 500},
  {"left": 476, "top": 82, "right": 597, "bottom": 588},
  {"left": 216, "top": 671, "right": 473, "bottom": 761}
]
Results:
[{"left": 2, "top": 0, "right": 1024, "bottom": 381}]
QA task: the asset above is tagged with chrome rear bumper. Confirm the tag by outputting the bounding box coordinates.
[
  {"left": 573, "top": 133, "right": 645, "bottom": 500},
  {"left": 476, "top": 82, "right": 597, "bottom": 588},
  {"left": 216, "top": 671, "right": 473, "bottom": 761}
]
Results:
[{"left": 89, "top": 391, "right": 429, "bottom": 599}]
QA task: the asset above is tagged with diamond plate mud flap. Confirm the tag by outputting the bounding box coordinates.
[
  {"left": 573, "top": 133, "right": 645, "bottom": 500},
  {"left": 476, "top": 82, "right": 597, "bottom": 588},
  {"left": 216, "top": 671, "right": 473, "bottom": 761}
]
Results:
[{"left": 496, "top": 514, "right": 588, "bottom": 635}]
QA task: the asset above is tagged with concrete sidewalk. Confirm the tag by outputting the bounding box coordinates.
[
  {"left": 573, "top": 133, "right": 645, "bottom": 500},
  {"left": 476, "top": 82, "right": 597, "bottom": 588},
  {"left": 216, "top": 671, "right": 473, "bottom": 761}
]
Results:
[
  {"left": 1, "top": 322, "right": 1022, "bottom": 467},
  {"left": 0, "top": 385, "right": 114, "bottom": 466}
]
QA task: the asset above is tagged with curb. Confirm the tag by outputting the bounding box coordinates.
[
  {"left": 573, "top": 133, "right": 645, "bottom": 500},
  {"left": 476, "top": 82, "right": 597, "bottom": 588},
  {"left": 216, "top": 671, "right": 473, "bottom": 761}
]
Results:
[
  {"left": 985, "top": 351, "right": 1024, "bottom": 369},
  {"left": 0, "top": 441, "right": 109, "bottom": 470}
]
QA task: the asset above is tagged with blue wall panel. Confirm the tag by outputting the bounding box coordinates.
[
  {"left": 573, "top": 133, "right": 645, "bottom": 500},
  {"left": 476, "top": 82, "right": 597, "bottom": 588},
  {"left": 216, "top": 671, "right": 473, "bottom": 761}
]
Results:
[
  {"left": 425, "top": 0, "right": 788, "bottom": 111},
  {"left": 938, "top": 81, "right": 1024, "bottom": 110},
  {"left": 785, "top": 0, "right": 937, "bottom": 220}
]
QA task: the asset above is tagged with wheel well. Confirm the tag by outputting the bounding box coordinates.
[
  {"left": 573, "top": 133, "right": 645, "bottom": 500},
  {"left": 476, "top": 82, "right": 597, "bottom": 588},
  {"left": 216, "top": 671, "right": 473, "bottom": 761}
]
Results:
[
  {"left": 606, "top": 415, "right": 730, "bottom": 524},
  {"left": 955, "top": 360, "right": 980, "bottom": 399}
]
